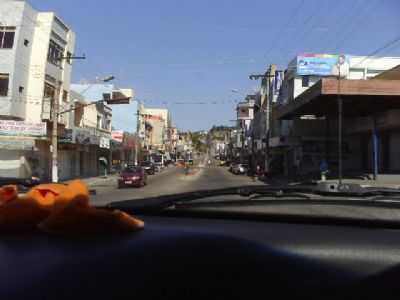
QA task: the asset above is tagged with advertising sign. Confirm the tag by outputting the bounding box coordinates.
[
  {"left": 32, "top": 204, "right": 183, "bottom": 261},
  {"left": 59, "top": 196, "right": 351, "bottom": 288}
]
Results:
[
  {"left": 99, "top": 136, "right": 110, "bottom": 149},
  {"left": 58, "top": 129, "right": 74, "bottom": 143},
  {"left": 74, "top": 128, "right": 99, "bottom": 145},
  {"left": 296, "top": 53, "right": 350, "bottom": 77},
  {"left": 0, "top": 138, "right": 36, "bottom": 150},
  {"left": 0, "top": 120, "right": 46, "bottom": 137},
  {"left": 111, "top": 130, "right": 124, "bottom": 143}
]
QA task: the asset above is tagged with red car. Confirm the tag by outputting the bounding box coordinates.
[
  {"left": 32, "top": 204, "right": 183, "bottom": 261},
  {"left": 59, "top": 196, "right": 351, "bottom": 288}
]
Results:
[{"left": 118, "top": 166, "right": 147, "bottom": 188}]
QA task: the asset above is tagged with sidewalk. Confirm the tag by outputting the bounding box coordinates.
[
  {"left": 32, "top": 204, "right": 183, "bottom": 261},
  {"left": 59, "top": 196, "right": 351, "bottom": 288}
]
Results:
[
  {"left": 260, "top": 174, "right": 400, "bottom": 189},
  {"left": 65, "top": 174, "right": 118, "bottom": 187}
]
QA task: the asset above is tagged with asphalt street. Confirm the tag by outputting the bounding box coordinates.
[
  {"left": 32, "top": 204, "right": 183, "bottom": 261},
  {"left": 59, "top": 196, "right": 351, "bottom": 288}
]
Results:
[{"left": 90, "top": 165, "right": 260, "bottom": 206}]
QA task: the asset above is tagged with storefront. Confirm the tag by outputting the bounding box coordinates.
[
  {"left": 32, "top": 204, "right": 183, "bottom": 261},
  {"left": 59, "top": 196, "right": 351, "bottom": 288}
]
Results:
[
  {"left": 0, "top": 120, "right": 48, "bottom": 179},
  {"left": 275, "top": 78, "right": 400, "bottom": 179}
]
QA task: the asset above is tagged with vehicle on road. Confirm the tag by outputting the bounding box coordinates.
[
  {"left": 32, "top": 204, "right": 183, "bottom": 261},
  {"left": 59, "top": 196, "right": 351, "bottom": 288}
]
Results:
[
  {"left": 176, "top": 158, "right": 185, "bottom": 167},
  {"left": 117, "top": 166, "right": 147, "bottom": 188},
  {"left": 140, "top": 161, "right": 155, "bottom": 175},
  {"left": 228, "top": 162, "right": 237, "bottom": 172},
  {"left": 231, "top": 163, "right": 248, "bottom": 175},
  {"left": 151, "top": 153, "right": 164, "bottom": 172}
]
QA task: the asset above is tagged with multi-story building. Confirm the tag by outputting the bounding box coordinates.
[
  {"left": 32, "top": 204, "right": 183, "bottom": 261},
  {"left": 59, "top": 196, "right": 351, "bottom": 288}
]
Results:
[
  {"left": 70, "top": 83, "right": 133, "bottom": 178},
  {"left": 0, "top": 0, "right": 75, "bottom": 178},
  {"left": 138, "top": 106, "right": 171, "bottom": 152},
  {"left": 235, "top": 95, "right": 256, "bottom": 163},
  {"left": 271, "top": 53, "right": 400, "bottom": 178}
]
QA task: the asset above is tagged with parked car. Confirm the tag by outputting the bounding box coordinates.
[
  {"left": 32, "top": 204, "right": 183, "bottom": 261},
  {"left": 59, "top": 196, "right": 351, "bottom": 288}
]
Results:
[
  {"left": 118, "top": 166, "right": 147, "bottom": 188},
  {"left": 140, "top": 161, "right": 155, "bottom": 175},
  {"left": 231, "top": 163, "right": 248, "bottom": 175},
  {"left": 229, "top": 162, "right": 238, "bottom": 173}
]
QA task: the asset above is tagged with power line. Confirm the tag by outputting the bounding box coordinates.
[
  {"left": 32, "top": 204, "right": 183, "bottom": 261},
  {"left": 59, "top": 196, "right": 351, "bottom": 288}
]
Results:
[
  {"left": 264, "top": 0, "right": 306, "bottom": 62},
  {"left": 332, "top": 0, "right": 380, "bottom": 52},
  {"left": 286, "top": 0, "right": 328, "bottom": 60},
  {"left": 352, "top": 34, "right": 400, "bottom": 68}
]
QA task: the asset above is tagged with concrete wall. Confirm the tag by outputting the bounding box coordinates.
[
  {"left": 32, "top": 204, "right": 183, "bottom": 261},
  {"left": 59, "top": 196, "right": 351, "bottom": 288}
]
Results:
[{"left": 349, "top": 56, "right": 400, "bottom": 80}]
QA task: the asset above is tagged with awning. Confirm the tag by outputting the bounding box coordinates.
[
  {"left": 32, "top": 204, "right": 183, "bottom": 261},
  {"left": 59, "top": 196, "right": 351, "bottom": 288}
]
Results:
[{"left": 275, "top": 79, "right": 400, "bottom": 120}]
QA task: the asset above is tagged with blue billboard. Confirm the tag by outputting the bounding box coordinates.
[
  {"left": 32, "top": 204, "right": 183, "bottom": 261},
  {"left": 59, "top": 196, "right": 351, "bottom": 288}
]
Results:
[{"left": 296, "top": 53, "right": 350, "bottom": 76}]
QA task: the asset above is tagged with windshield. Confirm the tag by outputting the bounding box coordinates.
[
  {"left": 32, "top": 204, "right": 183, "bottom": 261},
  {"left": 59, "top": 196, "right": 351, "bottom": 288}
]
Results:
[
  {"left": 4, "top": 1, "right": 400, "bottom": 215},
  {"left": 122, "top": 167, "right": 142, "bottom": 174}
]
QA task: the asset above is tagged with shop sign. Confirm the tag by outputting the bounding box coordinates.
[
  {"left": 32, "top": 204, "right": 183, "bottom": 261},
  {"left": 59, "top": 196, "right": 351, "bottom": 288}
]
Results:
[
  {"left": 0, "top": 138, "right": 36, "bottom": 150},
  {"left": 100, "top": 136, "right": 110, "bottom": 149},
  {"left": 0, "top": 120, "right": 46, "bottom": 137},
  {"left": 74, "top": 128, "right": 100, "bottom": 145},
  {"left": 111, "top": 130, "right": 123, "bottom": 143},
  {"left": 58, "top": 129, "right": 74, "bottom": 143}
]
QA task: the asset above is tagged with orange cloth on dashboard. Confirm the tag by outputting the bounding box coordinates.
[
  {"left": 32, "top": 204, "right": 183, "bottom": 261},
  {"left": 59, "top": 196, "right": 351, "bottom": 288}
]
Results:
[{"left": 0, "top": 180, "right": 144, "bottom": 234}]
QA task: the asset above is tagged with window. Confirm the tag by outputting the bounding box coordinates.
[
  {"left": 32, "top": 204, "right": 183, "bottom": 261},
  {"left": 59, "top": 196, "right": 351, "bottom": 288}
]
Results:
[
  {"left": 62, "top": 90, "right": 68, "bottom": 102},
  {"left": 0, "top": 74, "right": 9, "bottom": 96},
  {"left": 19, "top": 86, "right": 24, "bottom": 94},
  {"left": 66, "top": 51, "right": 72, "bottom": 64},
  {"left": 24, "top": 39, "right": 29, "bottom": 47},
  {"left": 0, "top": 26, "right": 16, "bottom": 49},
  {"left": 44, "top": 83, "right": 55, "bottom": 101},
  {"left": 47, "top": 40, "right": 65, "bottom": 66},
  {"left": 302, "top": 75, "right": 310, "bottom": 87}
]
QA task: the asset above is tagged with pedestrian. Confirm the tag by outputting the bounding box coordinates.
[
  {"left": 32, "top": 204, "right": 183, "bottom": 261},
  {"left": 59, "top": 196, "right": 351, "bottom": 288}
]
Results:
[
  {"left": 320, "top": 159, "right": 328, "bottom": 182},
  {"left": 256, "top": 165, "right": 261, "bottom": 179}
]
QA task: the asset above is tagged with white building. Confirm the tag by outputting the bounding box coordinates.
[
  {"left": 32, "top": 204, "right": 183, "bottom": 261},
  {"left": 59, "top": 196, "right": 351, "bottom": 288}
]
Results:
[
  {"left": 0, "top": 0, "right": 76, "bottom": 178},
  {"left": 280, "top": 54, "right": 400, "bottom": 104}
]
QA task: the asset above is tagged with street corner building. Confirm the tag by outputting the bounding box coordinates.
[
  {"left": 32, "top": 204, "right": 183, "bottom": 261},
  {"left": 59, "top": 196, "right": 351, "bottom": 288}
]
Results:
[
  {"left": 229, "top": 53, "right": 400, "bottom": 181},
  {"left": 0, "top": 1, "right": 135, "bottom": 181},
  {"left": 0, "top": 0, "right": 76, "bottom": 180}
]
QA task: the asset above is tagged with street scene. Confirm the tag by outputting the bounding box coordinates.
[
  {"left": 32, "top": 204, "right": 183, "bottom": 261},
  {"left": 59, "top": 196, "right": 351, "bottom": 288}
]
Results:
[
  {"left": 88, "top": 160, "right": 260, "bottom": 206},
  {"left": 0, "top": 0, "right": 400, "bottom": 205}
]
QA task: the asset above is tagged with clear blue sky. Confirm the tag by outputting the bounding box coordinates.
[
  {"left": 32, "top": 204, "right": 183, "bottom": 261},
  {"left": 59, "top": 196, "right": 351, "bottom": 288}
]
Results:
[{"left": 29, "top": 0, "right": 400, "bottom": 132}]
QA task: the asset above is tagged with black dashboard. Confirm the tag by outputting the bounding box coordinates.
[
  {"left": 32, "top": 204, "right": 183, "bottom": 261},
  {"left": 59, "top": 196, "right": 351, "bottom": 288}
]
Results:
[{"left": 1, "top": 214, "right": 400, "bottom": 299}]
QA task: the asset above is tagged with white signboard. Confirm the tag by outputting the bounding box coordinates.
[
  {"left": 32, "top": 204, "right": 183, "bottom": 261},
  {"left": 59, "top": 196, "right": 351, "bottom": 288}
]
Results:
[
  {"left": 0, "top": 120, "right": 46, "bottom": 137},
  {"left": 100, "top": 137, "right": 110, "bottom": 149},
  {"left": 111, "top": 130, "right": 124, "bottom": 143}
]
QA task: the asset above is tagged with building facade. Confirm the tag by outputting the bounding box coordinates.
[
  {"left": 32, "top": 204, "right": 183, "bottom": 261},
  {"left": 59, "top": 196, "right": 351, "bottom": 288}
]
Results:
[
  {"left": 0, "top": 0, "right": 76, "bottom": 179},
  {"left": 271, "top": 53, "right": 400, "bottom": 178}
]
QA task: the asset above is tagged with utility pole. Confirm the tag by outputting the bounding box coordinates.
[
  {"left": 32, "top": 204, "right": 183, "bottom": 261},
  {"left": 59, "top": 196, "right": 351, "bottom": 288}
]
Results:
[
  {"left": 249, "top": 65, "right": 277, "bottom": 175},
  {"left": 51, "top": 81, "right": 61, "bottom": 183},
  {"left": 50, "top": 54, "right": 86, "bottom": 183},
  {"left": 337, "top": 56, "right": 345, "bottom": 185},
  {"left": 135, "top": 101, "right": 141, "bottom": 165}
]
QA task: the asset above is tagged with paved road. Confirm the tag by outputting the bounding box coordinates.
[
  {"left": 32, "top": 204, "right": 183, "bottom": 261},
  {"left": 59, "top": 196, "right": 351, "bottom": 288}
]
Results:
[{"left": 90, "top": 165, "right": 261, "bottom": 206}]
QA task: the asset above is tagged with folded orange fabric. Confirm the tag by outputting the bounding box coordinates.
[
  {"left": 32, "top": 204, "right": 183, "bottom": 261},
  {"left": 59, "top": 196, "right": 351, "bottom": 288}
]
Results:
[
  {"left": 0, "top": 180, "right": 144, "bottom": 234},
  {"left": 0, "top": 185, "right": 17, "bottom": 204}
]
